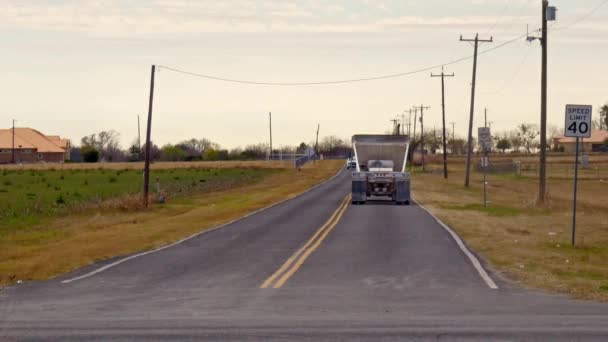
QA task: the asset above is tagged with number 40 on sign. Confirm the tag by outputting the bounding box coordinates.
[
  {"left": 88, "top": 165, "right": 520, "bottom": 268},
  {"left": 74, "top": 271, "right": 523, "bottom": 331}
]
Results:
[{"left": 565, "top": 105, "right": 592, "bottom": 138}]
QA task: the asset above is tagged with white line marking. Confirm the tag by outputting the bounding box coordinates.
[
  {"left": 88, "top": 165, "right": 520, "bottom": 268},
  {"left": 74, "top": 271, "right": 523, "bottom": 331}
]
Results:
[
  {"left": 61, "top": 168, "right": 346, "bottom": 284},
  {"left": 413, "top": 199, "right": 499, "bottom": 290}
]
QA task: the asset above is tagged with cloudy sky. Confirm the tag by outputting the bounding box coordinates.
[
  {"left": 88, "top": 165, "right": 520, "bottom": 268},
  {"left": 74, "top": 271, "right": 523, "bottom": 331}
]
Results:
[{"left": 1, "top": 0, "right": 607, "bottom": 149}]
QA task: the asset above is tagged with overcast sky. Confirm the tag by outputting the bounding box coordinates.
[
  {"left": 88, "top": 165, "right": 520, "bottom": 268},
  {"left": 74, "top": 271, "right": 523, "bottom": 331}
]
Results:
[{"left": 1, "top": 0, "right": 607, "bottom": 149}]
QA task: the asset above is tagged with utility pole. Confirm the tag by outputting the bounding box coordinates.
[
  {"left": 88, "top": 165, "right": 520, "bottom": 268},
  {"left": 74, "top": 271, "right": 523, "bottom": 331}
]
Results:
[
  {"left": 415, "top": 105, "right": 431, "bottom": 172},
  {"left": 407, "top": 109, "right": 414, "bottom": 137},
  {"left": 526, "top": 1, "right": 556, "bottom": 204},
  {"left": 461, "top": 33, "right": 493, "bottom": 187},
  {"left": 451, "top": 122, "right": 456, "bottom": 155},
  {"left": 539, "top": 0, "right": 549, "bottom": 204},
  {"left": 431, "top": 67, "right": 455, "bottom": 179},
  {"left": 143, "top": 65, "right": 156, "bottom": 208},
  {"left": 315, "top": 123, "right": 320, "bottom": 162},
  {"left": 390, "top": 118, "right": 400, "bottom": 135},
  {"left": 400, "top": 112, "right": 407, "bottom": 136},
  {"left": 269, "top": 112, "right": 273, "bottom": 161},
  {"left": 315, "top": 124, "right": 320, "bottom": 152},
  {"left": 484, "top": 107, "right": 488, "bottom": 127},
  {"left": 412, "top": 108, "right": 418, "bottom": 142},
  {"left": 11, "top": 119, "right": 16, "bottom": 164}
]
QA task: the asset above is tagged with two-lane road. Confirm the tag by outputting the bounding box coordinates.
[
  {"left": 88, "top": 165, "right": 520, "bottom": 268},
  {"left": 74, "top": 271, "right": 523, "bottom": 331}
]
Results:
[{"left": 1, "top": 169, "right": 607, "bottom": 341}]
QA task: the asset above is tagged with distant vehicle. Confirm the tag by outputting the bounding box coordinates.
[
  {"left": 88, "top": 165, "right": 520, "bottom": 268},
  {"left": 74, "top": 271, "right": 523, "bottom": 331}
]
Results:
[
  {"left": 346, "top": 157, "right": 357, "bottom": 169},
  {"left": 351, "top": 135, "right": 410, "bottom": 205}
]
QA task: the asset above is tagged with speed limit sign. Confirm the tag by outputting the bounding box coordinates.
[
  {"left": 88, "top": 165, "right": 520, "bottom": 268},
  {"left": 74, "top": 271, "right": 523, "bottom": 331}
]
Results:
[{"left": 565, "top": 105, "right": 592, "bottom": 138}]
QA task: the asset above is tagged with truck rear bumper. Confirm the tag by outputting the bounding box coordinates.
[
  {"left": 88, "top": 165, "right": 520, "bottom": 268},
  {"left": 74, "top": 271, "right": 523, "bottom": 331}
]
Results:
[{"left": 352, "top": 172, "right": 410, "bottom": 204}]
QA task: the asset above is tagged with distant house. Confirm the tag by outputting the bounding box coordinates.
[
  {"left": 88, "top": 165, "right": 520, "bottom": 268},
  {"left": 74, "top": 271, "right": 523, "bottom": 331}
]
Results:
[
  {"left": 555, "top": 130, "right": 608, "bottom": 153},
  {"left": 0, "top": 128, "right": 71, "bottom": 164}
]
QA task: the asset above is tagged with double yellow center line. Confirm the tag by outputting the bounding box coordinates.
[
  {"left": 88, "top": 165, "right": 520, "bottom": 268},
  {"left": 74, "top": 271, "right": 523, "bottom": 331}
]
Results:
[{"left": 260, "top": 194, "right": 351, "bottom": 289}]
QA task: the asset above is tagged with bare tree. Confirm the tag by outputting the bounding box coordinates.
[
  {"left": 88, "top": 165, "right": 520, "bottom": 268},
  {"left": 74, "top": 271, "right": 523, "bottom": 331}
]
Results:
[
  {"left": 517, "top": 124, "right": 540, "bottom": 154},
  {"left": 508, "top": 130, "right": 523, "bottom": 153},
  {"left": 81, "top": 130, "right": 121, "bottom": 161}
]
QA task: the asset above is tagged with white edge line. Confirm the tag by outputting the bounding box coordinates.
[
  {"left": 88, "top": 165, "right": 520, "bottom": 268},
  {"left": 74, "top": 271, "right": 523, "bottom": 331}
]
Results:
[
  {"left": 61, "top": 167, "right": 346, "bottom": 284},
  {"left": 413, "top": 199, "right": 499, "bottom": 290}
]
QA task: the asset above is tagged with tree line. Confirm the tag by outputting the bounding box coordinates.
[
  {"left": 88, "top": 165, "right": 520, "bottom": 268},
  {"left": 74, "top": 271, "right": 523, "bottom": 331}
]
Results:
[{"left": 71, "top": 131, "right": 352, "bottom": 163}]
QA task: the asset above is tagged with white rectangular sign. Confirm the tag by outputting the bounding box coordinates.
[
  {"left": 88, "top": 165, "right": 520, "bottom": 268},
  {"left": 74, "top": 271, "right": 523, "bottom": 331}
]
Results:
[
  {"left": 478, "top": 127, "right": 492, "bottom": 149},
  {"left": 565, "top": 105, "right": 592, "bottom": 138}
]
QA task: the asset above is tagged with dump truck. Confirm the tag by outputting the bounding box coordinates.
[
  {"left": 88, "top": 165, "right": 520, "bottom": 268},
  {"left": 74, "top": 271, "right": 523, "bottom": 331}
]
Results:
[{"left": 351, "top": 135, "right": 411, "bottom": 205}]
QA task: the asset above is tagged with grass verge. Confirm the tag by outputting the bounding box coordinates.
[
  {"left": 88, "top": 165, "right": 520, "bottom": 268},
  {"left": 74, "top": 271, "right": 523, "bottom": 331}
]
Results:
[
  {"left": 0, "top": 160, "right": 343, "bottom": 285},
  {"left": 412, "top": 163, "right": 608, "bottom": 301}
]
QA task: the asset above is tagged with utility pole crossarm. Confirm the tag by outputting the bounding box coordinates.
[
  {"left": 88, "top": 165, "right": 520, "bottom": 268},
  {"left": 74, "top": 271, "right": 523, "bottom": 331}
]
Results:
[{"left": 460, "top": 35, "right": 494, "bottom": 43}]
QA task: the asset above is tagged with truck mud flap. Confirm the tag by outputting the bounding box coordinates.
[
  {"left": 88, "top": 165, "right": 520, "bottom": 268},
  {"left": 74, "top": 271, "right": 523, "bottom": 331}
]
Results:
[
  {"left": 395, "top": 179, "right": 410, "bottom": 205},
  {"left": 351, "top": 179, "right": 367, "bottom": 204}
]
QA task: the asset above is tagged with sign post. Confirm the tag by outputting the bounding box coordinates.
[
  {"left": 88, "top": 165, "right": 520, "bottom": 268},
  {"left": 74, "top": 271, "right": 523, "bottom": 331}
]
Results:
[
  {"left": 564, "top": 104, "right": 592, "bottom": 247},
  {"left": 478, "top": 127, "right": 492, "bottom": 208}
]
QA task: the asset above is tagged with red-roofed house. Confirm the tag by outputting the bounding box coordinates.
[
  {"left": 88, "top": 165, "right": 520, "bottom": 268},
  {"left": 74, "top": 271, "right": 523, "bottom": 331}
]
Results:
[
  {"left": 555, "top": 130, "right": 608, "bottom": 153},
  {"left": 0, "top": 128, "right": 71, "bottom": 163}
]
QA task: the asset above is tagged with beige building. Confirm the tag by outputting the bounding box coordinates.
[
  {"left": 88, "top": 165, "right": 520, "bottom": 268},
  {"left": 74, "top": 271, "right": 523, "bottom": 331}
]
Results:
[
  {"left": 0, "top": 128, "right": 71, "bottom": 164},
  {"left": 555, "top": 130, "right": 608, "bottom": 154}
]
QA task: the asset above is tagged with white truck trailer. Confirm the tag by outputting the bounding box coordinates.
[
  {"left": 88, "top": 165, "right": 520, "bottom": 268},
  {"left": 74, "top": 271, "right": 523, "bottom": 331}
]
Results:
[{"left": 351, "top": 135, "right": 411, "bottom": 205}]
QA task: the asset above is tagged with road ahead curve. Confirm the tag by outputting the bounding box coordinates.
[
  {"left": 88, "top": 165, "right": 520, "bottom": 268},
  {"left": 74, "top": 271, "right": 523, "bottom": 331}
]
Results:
[{"left": 1, "top": 169, "right": 607, "bottom": 341}]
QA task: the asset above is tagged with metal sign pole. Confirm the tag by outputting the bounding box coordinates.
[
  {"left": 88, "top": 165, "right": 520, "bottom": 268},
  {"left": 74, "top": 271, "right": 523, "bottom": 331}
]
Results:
[{"left": 572, "top": 137, "right": 580, "bottom": 247}]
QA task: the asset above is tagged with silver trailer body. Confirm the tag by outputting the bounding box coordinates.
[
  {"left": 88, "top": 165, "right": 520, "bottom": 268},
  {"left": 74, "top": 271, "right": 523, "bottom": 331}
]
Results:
[{"left": 351, "top": 135, "right": 411, "bottom": 205}]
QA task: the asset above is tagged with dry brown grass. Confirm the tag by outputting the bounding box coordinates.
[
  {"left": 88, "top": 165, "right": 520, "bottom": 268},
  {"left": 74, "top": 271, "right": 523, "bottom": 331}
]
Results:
[
  {"left": 0, "top": 160, "right": 293, "bottom": 171},
  {"left": 0, "top": 160, "right": 343, "bottom": 285},
  {"left": 411, "top": 162, "right": 608, "bottom": 301}
]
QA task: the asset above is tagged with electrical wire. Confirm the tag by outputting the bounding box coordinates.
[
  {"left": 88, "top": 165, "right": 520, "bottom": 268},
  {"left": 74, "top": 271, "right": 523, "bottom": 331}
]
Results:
[
  {"left": 481, "top": 43, "right": 534, "bottom": 95},
  {"left": 158, "top": 32, "right": 531, "bottom": 86},
  {"left": 550, "top": 0, "right": 608, "bottom": 32},
  {"left": 156, "top": 0, "right": 605, "bottom": 87}
]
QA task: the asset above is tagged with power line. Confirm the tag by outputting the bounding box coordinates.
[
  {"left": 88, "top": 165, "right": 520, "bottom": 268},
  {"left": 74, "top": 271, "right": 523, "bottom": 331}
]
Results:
[
  {"left": 154, "top": 1, "right": 604, "bottom": 87},
  {"left": 550, "top": 0, "right": 608, "bottom": 32},
  {"left": 157, "top": 32, "right": 529, "bottom": 86},
  {"left": 481, "top": 42, "right": 534, "bottom": 95},
  {"left": 493, "top": 0, "right": 536, "bottom": 38}
]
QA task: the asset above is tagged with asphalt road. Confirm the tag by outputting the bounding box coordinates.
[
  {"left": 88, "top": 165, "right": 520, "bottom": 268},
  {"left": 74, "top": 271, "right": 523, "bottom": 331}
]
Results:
[{"left": 1, "top": 169, "right": 607, "bottom": 341}]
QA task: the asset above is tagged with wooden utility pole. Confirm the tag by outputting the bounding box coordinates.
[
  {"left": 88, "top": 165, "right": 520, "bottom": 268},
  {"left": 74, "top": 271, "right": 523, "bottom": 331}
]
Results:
[
  {"left": 143, "top": 65, "right": 156, "bottom": 208},
  {"left": 461, "top": 33, "right": 493, "bottom": 187},
  {"left": 390, "top": 119, "right": 400, "bottom": 135},
  {"left": 431, "top": 67, "right": 455, "bottom": 179},
  {"left": 484, "top": 107, "right": 488, "bottom": 127},
  {"left": 539, "top": 0, "right": 549, "bottom": 204},
  {"left": 315, "top": 124, "right": 320, "bottom": 162},
  {"left": 315, "top": 124, "right": 320, "bottom": 152},
  {"left": 407, "top": 109, "right": 414, "bottom": 137},
  {"left": 451, "top": 122, "right": 456, "bottom": 155},
  {"left": 269, "top": 112, "right": 273, "bottom": 161},
  {"left": 416, "top": 105, "right": 431, "bottom": 172},
  {"left": 412, "top": 108, "right": 418, "bottom": 143}
]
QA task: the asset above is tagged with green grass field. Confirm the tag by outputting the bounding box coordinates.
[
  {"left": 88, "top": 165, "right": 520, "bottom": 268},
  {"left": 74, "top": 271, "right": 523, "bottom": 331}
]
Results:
[{"left": 0, "top": 167, "right": 277, "bottom": 235}]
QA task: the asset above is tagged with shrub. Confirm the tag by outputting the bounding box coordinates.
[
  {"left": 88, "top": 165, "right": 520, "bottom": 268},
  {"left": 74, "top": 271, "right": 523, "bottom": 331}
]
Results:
[{"left": 81, "top": 146, "right": 100, "bottom": 163}]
